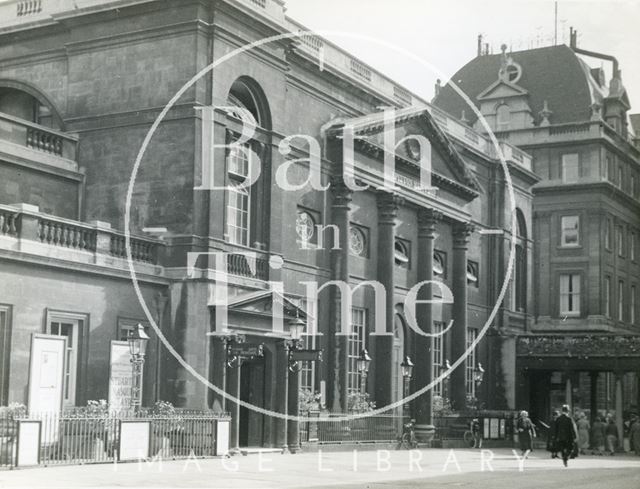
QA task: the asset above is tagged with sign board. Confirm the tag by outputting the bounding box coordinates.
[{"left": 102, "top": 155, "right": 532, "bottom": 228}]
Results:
[
  {"left": 489, "top": 418, "right": 500, "bottom": 439},
  {"left": 28, "top": 334, "right": 66, "bottom": 415},
  {"left": 290, "top": 349, "right": 322, "bottom": 362},
  {"left": 228, "top": 343, "right": 264, "bottom": 358},
  {"left": 215, "top": 419, "right": 230, "bottom": 456},
  {"left": 16, "top": 421, "right": 41, "bottom": 467},
  {"left": 108, "top": 341, "right": 134, "bottom": 412},
  {"left": 119, "top": 421, "right": 150, "bottom": 461}
]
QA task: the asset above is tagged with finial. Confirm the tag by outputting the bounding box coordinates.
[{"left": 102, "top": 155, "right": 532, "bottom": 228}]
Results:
[{"left": 539, "top": 100, "right": 552, "bottom": 127}]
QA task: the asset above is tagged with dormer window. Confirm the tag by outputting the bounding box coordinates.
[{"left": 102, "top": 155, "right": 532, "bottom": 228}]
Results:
[{"left": 497, "top": 104, "right": 510, "bottom": 129}]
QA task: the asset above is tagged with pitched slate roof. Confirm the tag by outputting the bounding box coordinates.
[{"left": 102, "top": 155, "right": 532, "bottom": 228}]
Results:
[{"left": 434, "top": 45, "right": 595, "bottom": 126}]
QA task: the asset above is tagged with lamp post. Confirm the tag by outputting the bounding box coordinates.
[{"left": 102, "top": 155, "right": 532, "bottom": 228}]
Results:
[
  {"left": 283, "top": 315, "right": 305, "bottom": 453},
  {"left": 128, "top": 323, "right": 149, "bottom": 412},
  {"left": 225, "top": 333, "right": 246, "bottom": 455},
  {"left": 356, "top": 349, "right": 372, "bottom": 395},
  {"left": 401, "top": 355, "right": 414, "bottom": 416}
]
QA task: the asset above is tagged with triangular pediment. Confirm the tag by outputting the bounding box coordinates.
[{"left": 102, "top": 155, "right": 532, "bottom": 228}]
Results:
[
  {"left": 326, "top": 106, "right": 480, "bottom": 198},
  {"left": 222, "top": 290, "right": 308, "bottom": 321},
  {"left": 477, "top": 79, "right": 528, "bottom": 101}
]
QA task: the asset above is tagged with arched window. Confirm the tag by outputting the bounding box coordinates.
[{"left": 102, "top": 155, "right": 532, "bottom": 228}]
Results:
[
  {"left": 496, "top": 103, "right": 510, "bottom": 129},
  {"left": 0, "top": 85, "right": 62, "bottom": 130},
  {"left": 224, "top": 78, "right": 271, "bottom": 248},
  {"left": 512, "top": 209, "right": 527, "bottom": 312}
]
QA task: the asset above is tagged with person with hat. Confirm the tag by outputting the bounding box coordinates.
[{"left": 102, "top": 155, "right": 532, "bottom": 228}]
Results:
[{"left": 553, "top": 404, "right": 578, "bottom": 467}]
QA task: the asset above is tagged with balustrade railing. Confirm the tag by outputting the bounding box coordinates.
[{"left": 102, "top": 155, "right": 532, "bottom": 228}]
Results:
[
  {"left": 16, "top": 0, "right": 42, "bottom": 17},
  {"left": 0, "top": 112, "right": 77, "bottom": 161},
  {"left": 226, "top": 252, "right": 269, "bottom": 281},
  {"left": 298, "top": 414, "right": 401, "bottom": 445},
  {"left": 110, "top": 235, "right": 157, "bottom": 264},
  {"left": 0, "top": 208, "right": 19, "bottom": 236},
  {"left": 37, "top": 219, "right": 97, "bottom": 251}
]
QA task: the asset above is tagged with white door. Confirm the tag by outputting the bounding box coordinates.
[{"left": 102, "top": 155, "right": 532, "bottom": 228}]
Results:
[{"left": 28, "top": 334, "right": 66, "bottom": 414}]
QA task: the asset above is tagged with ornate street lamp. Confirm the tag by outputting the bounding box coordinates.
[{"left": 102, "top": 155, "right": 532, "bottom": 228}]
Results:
[
  {"left": 128, "top": 323, "right": 149, "bottom": 411},
  {"left": 357, "top": 349, "right": 372, "bottom": 394},
  {"left": 401, "top": 356, "right": 414, "bottom": 416},
  {"left": 284, "top": 314, "right": 306, "bottom": 454},
  {"left": 473, "top": 363, "right": 485, "bottom": 387}
]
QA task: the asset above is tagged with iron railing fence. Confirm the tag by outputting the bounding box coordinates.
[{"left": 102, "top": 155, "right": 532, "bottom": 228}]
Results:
[
  {"left": 0, "top": 410, "right": 230, "bottom": 468},
  {"left": 299, "top": 414, "right": 404, "bottom": 445}
]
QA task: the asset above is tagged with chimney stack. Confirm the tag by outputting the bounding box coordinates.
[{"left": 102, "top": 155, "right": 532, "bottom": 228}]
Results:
[{"left": 477, "top": 34, "right": 483, "bottom": 57}]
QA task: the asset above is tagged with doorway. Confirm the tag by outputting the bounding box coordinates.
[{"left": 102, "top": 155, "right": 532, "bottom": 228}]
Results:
[{"left": 239, "top": 359, "right": 266, "bottom": 447}]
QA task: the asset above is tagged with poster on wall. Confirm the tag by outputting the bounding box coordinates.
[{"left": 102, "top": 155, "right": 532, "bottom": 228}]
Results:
[{"left": 108, "top": 341, "right": 135, "bottom": 412}]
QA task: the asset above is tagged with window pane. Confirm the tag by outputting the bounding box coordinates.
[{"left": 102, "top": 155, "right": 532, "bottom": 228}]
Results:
[
  {"left": 561, "top": 216, "right": 579, "bottom": 246},
  {"left": 562, "top": 154, "right": 579, "bottom": 183}
]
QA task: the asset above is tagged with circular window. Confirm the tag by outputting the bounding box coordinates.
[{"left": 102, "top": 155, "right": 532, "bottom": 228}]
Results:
[
  {"left": 505, "top": 63, "right": 522, "bottom": 83},
  {"left": 349, "top": 227, "right": 366, "bottom": 256},
  {"left": 296, "top": 211, "right": 316, "bottom": 242}
]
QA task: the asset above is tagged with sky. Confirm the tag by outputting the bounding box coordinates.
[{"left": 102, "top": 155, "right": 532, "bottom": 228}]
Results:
[{"left": 284, "top": 0, "right": 640, "bottom": 111}]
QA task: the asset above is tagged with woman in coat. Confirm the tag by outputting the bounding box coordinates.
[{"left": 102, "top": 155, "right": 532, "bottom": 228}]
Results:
[
  {"left": 591, "top": 416, "right": 606, "bottom": 455},
  {"left": 630, "top": 416, "right": 640, "bottom": 456},
  {"left": 576, "top": 412, "right": 590, "bottom": 454},
  {"left": 605, "top": 417, "right": 619, "bottom": 455},
  {"left": 517, "top": 410, "right": 535, "bottom": 456}
]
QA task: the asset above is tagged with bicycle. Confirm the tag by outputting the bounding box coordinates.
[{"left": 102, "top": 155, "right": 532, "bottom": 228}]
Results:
[{"left": 398, "top": 419, "right": 419, "bottom": 449}]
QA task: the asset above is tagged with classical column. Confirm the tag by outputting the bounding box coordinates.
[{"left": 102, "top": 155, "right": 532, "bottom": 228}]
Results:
[
  {"left": 615, "top": 372, "right": 624, "bottom": 452},
  {"left": 228, "top": 361, "right": 241, "bottom": 453},
  {"left": 413, "top": 208, "right": 441, "bottom": 442},
  {"left": 210, "top": 336, "right": 228, "bottom": 412},
  {"left": 329, "top": 179, "right": 352, "bottom": 412},
  {"left": 375, "top": 191, "right": 402, "bottom": 408},
  {"left": 565, "top": 372, "right": 573, "bottom": 408},
  {"left": 451, "top": 222, "right": 473, "bottom": 411},
  {"left": 589, "top": 372, "right": 599, "bottom": 425}
]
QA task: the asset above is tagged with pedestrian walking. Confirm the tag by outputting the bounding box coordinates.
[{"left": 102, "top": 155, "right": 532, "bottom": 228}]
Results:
[
  {"left": 576, "top": 412, "right": 590, "bottom": 455},
  {"left": 630, "top": 415, "right": 640, "bottom": 456},
  {"left": 517, "top": 410, "right": 536, "bottom": 457},
  {"left": 591, "top": 416, "right": 606, "bottom": 455},
  {"left": 605, "top": 417, "right": 619, "bottom": 455},
  {"left": 553, "top": 404, "right": 578, "bottom": 467},
  {"left": 547, "top": 411, "right": 560, "bottom": 458}
]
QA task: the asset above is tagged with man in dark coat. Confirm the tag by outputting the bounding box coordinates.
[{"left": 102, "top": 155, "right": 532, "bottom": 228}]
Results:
[{"left": 554, "top": 404, "right": 578, "bottom": 467}]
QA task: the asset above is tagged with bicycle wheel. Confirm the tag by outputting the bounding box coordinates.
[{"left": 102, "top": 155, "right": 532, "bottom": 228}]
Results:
[
  {"left": 401, "top": 432, "right": 411, "bottom": 449},
  {"left": 463, "top": 430, "right": 475, "bottom": 448}
]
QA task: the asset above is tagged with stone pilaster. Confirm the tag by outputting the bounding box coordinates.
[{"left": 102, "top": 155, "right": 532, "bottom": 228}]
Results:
[
  {"left": 451, "top": 222, "right": 473, "bottom": 411},
  {"left": 413, "top": 208, "right": 441, "bottom": 441},
  {"left": 374, "top": 191, "right": 402, "bottom": 408}
]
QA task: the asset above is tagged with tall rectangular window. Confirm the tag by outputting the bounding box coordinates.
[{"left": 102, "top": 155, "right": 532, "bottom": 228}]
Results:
[
  {"left": 561, "top": 216, "right": 580, "bottom": 247},
  {"left": 617, "top": 225, "right": 624, "bottom": 256},
  {"left": 618, "top": 280, "right": 625, "bottom": 321},
  {"left": 618, "top": 165, "right": 624, "bottom": 189},
  {"left": 605, "top": 218, "right": 612, "bottom": 250},
  {"left": 347, "top": 308, "right": 367, "bottom": 394},
  {"left": 47, "top": 312, "right": 87, "bottom": 407},
  {"left": 561, "top": 154, "right": 579, "bottom": 183},
  {"left": 226, "top": 145, "right": 252, "bottom": 246},
  {"left": 465, "top": 328, "right": 478, "bottom": 397},
  {"left": 631, "top": 174, "right": 636, "bottom": 197},
  {"left": 605, "top": 277, "right": 611, "bottom": 318},
  {"left": 0, "top": 305, "right": 11, "bottom": 406},
  {"left": 297, "top": 298, "right": 317, "bottom": 395},
  {"left": 631, "top": 285, "right": 636, "bottom": 325},
  {"left": 559, "top": 274, "right": 581, "bottom": 316},
  {"left": 433, "top": 322, "right": 445, "bottom": 397},
  {"left": 631, "top": 232, "right": 636, "bottom": 261}
]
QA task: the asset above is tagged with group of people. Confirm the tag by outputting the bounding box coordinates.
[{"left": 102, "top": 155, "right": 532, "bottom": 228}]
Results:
[{"left": 545, "top": 407, "right": 640, "bottom": 465}]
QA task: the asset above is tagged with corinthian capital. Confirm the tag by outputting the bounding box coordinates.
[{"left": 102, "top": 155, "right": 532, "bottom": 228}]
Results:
[
  {"left": 376, "top": 191, "right": 403, "bottom": 223},
  {"left": 418, "top": 208, "right": 443, "bottom": 236},
  {"left": 331, "top": 176, "right": 353, "bottom": 208},
  {"left": 452, "top": 221, "right": 474, "bottom": 247}
]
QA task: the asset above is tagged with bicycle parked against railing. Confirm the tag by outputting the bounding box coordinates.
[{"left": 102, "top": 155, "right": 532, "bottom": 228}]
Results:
[
  {"left": 462, "top": 418, "right": 483, "bottom": 448},
  {"left": 398, "top": 419, "right": 419, "bottom": 449}
]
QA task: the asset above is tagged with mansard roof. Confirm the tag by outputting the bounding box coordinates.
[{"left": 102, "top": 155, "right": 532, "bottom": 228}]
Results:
[{"left": 434, "top": 45, "right": 594, "bottom": 126}]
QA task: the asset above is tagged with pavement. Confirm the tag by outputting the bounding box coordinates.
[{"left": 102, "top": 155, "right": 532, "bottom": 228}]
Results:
[{"left": 0, "top": 448, "right": 639, "bottom": 489}]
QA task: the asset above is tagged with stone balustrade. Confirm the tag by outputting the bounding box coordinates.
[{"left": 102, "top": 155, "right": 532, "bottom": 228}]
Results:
[
  {"left": 0, "top": 204, "right": 162, "bottom": 270},
  {"left": 0, "top": 112, "right": 78, "bottom": 162},
  {"left": 517, "top": 334, "right": 640, "bottom": 358}
]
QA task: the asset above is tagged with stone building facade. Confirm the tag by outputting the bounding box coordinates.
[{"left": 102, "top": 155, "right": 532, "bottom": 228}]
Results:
[
  {"left": 0, "top": 0, "right": 536, "bottom": 448},
  {"left": 435, "top": 34, "right": 640, "bottom": 435}
]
